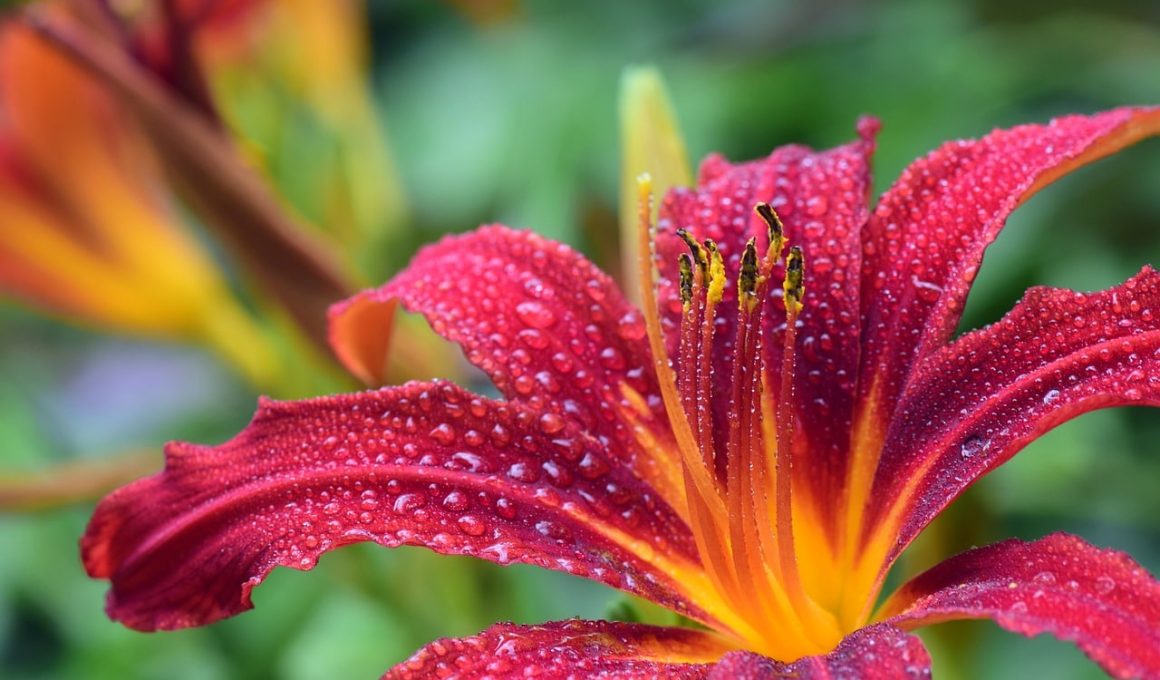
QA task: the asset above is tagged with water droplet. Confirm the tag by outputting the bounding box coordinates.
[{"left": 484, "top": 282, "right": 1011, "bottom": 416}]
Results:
[
  {"left": 960, "top": 435, "right": 989, "bottom": 459},
  {"left": 515, "top": 300, "right": 557, "bottom": 329},
  {"left": 1042, "top": 389, "right": 1061, "bottom": 405},
  {"left": 489, "top": 423, "right": 512, "bottom": 446},
  {"left": 577, "top": 451, "right": 610, "bottom": 479},
  {"left": 599, "top": 347, "right": 627, "bottom": 370},
  {"left": 430, "top": 423, "right": 456, "bottom": 445},
  {"left": 507, "top": 461, "right": 539, "bottom": 483},
  {"left": 617, "top": 311, "right": 646, "bottom": 341},
  {"left": 805, "top": 195, "right": 828, "bottom": 217},
  {"left": 517, "top": 328, "right": 549, "bottom": 349},
  {"left": 538, "top": 412, "right": 566, "bottom": 435},
  {"left": 912, "top": 277, "right": 943, "bottom": 303},
  {"left": 442, "top": 490, "right": 469, "bottom": 511},
  {"left": 393, "top": 493, "right": 425, "bottom": 514},
  {"left": 495, "top": 497, "right": 518, "bottom": 520},
  {"left": 457, "top": 514, "right": 486, "bottom": 536},
  {"left": 1094, "top": 576, "right": 1115, "bottom": 595}
]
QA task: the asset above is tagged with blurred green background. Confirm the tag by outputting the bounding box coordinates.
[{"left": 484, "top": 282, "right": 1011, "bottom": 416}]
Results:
[{"left": 2, "top": 0, "right": 1160, "bottom": 678}]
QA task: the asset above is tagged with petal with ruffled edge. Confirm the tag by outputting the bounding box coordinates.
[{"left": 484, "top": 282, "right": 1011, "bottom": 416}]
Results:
[
  {"left": 385, "top": 620, "right": 929, "bottom": 679},
  {"left": 329, "top": 226, "right": 685, "bottom": 512},
  {"left": 881, "top": 534, "right": 1160, "bottom": 679},
  {"left": 850, "top": 108, "right": 1160, "bottom": 521},
  {"left": 82, "top": 381, "right": 743, "bottom": 635},
  {"left": 862, "top": 267, "right": 1160, "bottom": 574},
  {"left": 652, "top": 123, "right": 876, "bottom": 513}
]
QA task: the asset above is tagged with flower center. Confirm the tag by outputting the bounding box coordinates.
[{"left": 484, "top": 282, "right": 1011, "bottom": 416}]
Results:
[{"left": 634, "top": 176, "right": 847, "bottom": 661}]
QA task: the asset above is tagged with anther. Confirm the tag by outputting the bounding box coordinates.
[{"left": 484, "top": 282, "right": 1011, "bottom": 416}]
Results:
[
  {"left": 738, "top": 238, "right": 760, "bottom": 311},
  {"left": 783, "top": 246, "right": 805, "bottom": 314},
  {"left": 676, "top": 229, "right": 708, "bottom": 273},
  {"left": 755, "top": 203, "right": 786, "bottom": 261},
  {"left": 678, "top": 253, "right": 695, "bottom": 307},
  {"left": 704, "top": 239, "right": 726, "bottom": 305}
]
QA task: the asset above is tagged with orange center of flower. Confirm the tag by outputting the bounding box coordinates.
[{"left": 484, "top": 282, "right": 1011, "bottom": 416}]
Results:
[{"left": 631, "top": 176, "right": 875, "bottom": 661}]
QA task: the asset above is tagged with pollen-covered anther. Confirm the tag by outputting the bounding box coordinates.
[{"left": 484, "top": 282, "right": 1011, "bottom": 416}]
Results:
[
  {"left": 703, "top": 239, "right": 726, "bottom": 305},
  {"left": 783, "top": 246, "right": 805, "bottom": 315},
  {"left": 738, "top": 238, "right": 761, "bottom": 312},
  {"left": 755, "top": 202, "right": 786, "bottom": 265},
  {"left": 677, "top": 229, "right": 708, "bottom": 274},
  {"left": 678, "top": 253, "right": 695, "bottom": 307}
]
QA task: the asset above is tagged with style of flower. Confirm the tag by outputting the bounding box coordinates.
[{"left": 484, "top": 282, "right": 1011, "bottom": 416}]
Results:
[{"left": 84, "top": 107, "right": 1160, "bottom": 678}]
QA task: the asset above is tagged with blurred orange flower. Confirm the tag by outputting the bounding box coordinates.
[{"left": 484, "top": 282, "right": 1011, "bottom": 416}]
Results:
[{"left": 0, "top": 18, "right": 275, "bottom": 386}]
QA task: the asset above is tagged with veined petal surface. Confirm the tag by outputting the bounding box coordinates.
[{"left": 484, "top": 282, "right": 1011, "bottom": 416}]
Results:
[
  {"left": 870, "top": 267, "right": 1160, "bottom": 559},
  {"left": 882, "top": 534, "right": 1160, "bottom": 679},
  {"left": 857, "top": 106, "right": 1160, "bottom": 439},
  {"left": 82, "top": 381, "right": 715, "bottom": 632},
  {"left": 330, "top": 226, "right": 684, "bottom": 508}
]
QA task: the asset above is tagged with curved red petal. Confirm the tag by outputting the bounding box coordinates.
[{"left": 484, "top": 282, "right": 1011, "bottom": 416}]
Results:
[
  {"left": 653, "top": 122, "right": 877, "bottom": 508},
  {"left": 384, "top": 619, "right": 929, "bottom": 680},
  {"left": 868, "top": 266, "right": 1160, "bottom": 560},
  {"left": 384, "top": 619, "right": 732, "bottom": 679},
  {"left": 82, "top": 381, "right": 716, "bottom": 631},
  {"left": 328, "top": 226, "right": 681, "bottom": 503},
  {"left": 857, "top": 107, "right": 1160, "bottom": 435},
  {"left": 706, "top": 624, "right": 930, "bottom": 679},
  {"left": 882, "top": 534, "right": 1160, "bottom": 679}
]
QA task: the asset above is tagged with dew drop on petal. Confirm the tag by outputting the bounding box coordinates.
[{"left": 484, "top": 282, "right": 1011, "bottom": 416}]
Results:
[
  {"left": 515, "top": 301, "right": 557, "bottom": 329},
  {"left": 960, "top": 435, "right": 988, "bottom": 459},
  {"left": 457, "top": 514, "right": 486, "bottom": 536},
  {"left": 1094, "top": 576, "right": 1116, "bottom": 595},
  {"left": 538, "top": 412, "right": 566, "bottom": 435}
]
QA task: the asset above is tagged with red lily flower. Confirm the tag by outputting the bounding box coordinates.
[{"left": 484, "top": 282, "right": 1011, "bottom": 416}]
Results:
[{"left": 84, "top": 108, "right": 1160, "bottom": 677}]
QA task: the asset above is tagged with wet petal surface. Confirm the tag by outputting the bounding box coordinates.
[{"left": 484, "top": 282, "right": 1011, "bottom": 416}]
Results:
[
  {"left": 882, "top": 534, "right": 1160, "bottom": 679},
  {"left": 870, "top": 267, "right": 1160, "bottom": 561},
  {"left": 83, "top": 381, "right": 717, "bottom": 631}
]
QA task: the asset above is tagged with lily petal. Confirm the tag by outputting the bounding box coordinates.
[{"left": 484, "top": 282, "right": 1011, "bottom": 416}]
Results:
[
  {"left": 329, "top": 226, "right": 684, "bottom": 508},
  {"left": 706, "top": 624, "right": 930, "bottom": 679},
  {"left": 83, "top": 381, "right": 722, "bottom": 632},
  {"left": 653, "top": 123, "right": 876, "bottom": 514},
  {"left": 881, "top": 534, "right": 1160, "bottom": 679},
  {"left": 853, "top": 107, "right": 1160, "bottom": 501},
  {"left": 870, "top": 266, "right": 1160, "bottom": 563},
  {"left": 385, "top": 619, "right": 731, "bottom": 679},
  {"left": 386, "top": 620, "right": 929, "bottom": 679}
]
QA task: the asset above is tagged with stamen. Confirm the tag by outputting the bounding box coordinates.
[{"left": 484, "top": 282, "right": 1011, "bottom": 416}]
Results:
[
  {"left": 703, "top": 239, "right": 726, "bottom": 305},
  {"left": 632, "top": 175, "right": 741, "bottom": 612},
  {"left": 774, "top": 243, "right": 808, "bottom": 611},
  {"left": 676, "top": 229, "right": 707, "bottom": 274},
  {"left": 784, "top": 246, "right": 805, "bottom": 314},
  {"left": 725, "top": 237, "right": 780, "bottom": 621},
  {"left": 678, "top": 253, "right": 694, "bottom": 308},
  {"left": 738, "top": 238, "right": 761, "bottom": 312},
  {"left": 755, "top": 203, "right": 786, "bottom": 267}
]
